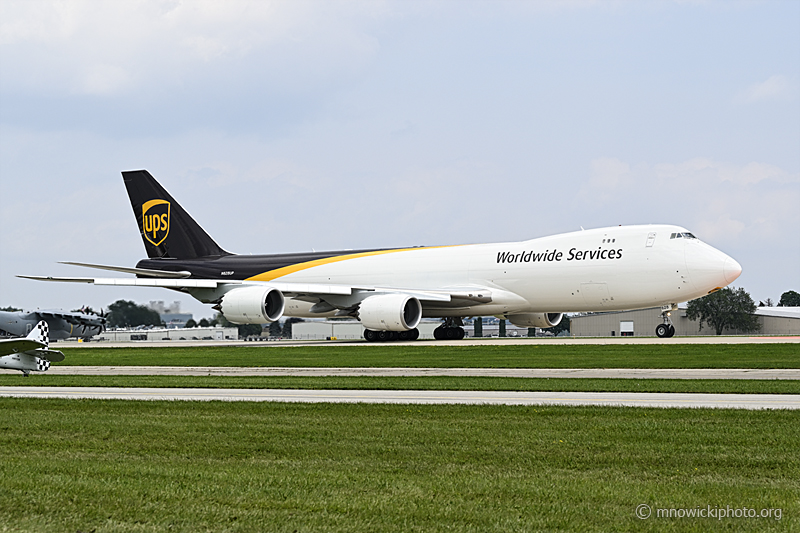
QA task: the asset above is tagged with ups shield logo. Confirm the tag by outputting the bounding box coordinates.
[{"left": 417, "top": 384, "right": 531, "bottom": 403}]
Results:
[{"left": 142, "top": 199, "right": 170, "bottom": 246}]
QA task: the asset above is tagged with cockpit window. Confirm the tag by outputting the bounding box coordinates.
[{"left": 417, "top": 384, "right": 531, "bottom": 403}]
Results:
[
  {"left": 683, "top": 232, "right": 696, "bottom": 239},
  {"left": 671, "top": 232, "right": 698, "bottom": 239}
]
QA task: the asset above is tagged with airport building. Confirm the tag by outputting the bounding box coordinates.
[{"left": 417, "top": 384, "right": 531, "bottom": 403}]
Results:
[
  {"left": 292, "top": 320, "right": 440, "bottom": 340},
  {"left": 291, "top": 319, "right": 531, "bottom": 340},
  {"left": 96, "top": 326, "right": 238, "bottom": 342},
  {"left": 570, "top": 306, "right": 800, "bottom": 337},
  {"left": 147, "top": 300, "right": 193, "bottom": 328}
]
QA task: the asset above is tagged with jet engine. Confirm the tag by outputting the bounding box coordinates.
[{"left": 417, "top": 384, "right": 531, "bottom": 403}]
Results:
[
  {"left": 217, "top": 286, "right": 285, "bottom": 324},
  {"left": 358, "top": 294, "right": 422, "bottom": 332},
  {"left": 505, "top": 312, "right": 563, "bottom": 329}
]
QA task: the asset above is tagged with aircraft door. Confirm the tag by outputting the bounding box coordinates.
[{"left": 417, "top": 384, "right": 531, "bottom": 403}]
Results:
[
  {"left": 646, "top": 232, "right": 656, "bottom": 247},
  {"left": 580, "top": 283, "right": 611, "bottom": 306}
]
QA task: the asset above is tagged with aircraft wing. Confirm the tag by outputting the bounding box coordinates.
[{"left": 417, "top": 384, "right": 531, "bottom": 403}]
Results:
[
  {"left": 18, "top": 275, "right": 350, "bottom": 293},
  {"left": 0, "top": 338, "right": 46, "bottom": 357},
  {"left": 37, "top": 310, "right": 106, "bottom": 327},
  {"left": 18, "top": 275, "right": 493, "bottom": 305}
]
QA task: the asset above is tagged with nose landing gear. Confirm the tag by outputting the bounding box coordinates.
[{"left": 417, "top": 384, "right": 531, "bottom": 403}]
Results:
[
  {"left": 655, "top": 304, "right": 677, "bottom": 338},
  {"left": 655, "top": 323, "right": 675, "bottom": 338}
]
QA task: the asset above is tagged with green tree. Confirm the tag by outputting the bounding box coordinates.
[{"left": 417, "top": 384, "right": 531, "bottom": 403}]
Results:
[
  {"left": 184, "top": 318, "right": 198, "bottom": 328},
  {"left": 778, "top": 290, "right": 800, "bottom": 307},
  {"left": 198, "top": 318, "right": 210, "bottom": 327},
  {"left": 0, "top": 306, "right": 22, "bottom": 312},
  {"left": 281, "top": 317, "right": 304, "bottom": 338},
  {"left": 239, "top": 324, "right": 264, "bottom": 338},
  {"left": 106, "top": 300, "right": 162, "bottom": 328},
  {"left": 214, "top": 313, "right": 231, "bottom": 327},
  {"left": 268, "top": 321, "right": 282, "bottom": 337},
  {"left": 686, "top": 287, "right": 761, "bottom": 335}
]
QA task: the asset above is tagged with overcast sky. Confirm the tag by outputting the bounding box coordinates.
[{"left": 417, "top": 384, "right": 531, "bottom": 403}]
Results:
[{"left": 1, "top": 0, "right": 798, "bottom": 320}]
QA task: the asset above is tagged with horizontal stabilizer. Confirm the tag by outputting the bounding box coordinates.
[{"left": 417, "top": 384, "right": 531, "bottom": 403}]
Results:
[
  {"left": 36, "top": 348, "right": 65, "bottom": 362},
  {"left": 18, "top": 275, "right": 220, "bottom": 288},
  {"left": 59, "top": 262, "right": 192, "bottom": 278},
  {"left": 0, "top": 338, "right": 45, "bottom": 357}
]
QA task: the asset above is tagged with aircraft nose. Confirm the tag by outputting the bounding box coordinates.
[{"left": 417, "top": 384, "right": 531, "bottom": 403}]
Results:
[
  {"left": 724, "top": 256, "right": 742, "bottom": 284},
  {"left": 685, "top": 243, "right": 742, "bottom": 295}
]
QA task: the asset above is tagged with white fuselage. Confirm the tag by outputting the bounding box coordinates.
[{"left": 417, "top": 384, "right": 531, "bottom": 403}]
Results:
[{"left": 278, "top": 224, "right": 741, "bottom": 318}]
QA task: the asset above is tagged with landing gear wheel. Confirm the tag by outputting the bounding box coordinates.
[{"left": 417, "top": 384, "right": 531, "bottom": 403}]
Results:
[
  {"left": 667, "top": 325, "right": 675, "bottom": 338},
  {"left": 655, "top": 324, "right": 669, "bottom": 338},
  {"left": 364, "top": 329, "right": 377, "bottom": 342},
  {"left": 377, "top": 330, "right": 392, "bottom": 342},
  {"left": 396, "top": 329, "right": 419, "bottom": 341},
  {"left": 434, "top": 326, "right": 465, "bottom": 340}
]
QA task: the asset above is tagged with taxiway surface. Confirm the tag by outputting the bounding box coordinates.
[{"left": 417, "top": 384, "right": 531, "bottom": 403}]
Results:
[
  {"left": 40, "top": 366, "right": 800, "bottom": 379},
  {"left": 1, "top": 386, "right": 797, "bottom": 409}
]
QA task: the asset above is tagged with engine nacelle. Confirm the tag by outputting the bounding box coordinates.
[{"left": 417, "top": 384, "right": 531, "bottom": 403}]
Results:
[
  {"left": 358, "top": 294, "right": 422, "bottom": 332},
  {"left": 218, "top": 286, "right": 285, "bottom": 324},
  {"left": 505, "top": 312, "right": 563, "bottom": 329}
]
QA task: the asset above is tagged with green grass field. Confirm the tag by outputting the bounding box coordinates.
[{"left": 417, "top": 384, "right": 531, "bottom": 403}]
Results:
[
  {"left": 52, "top": 343, "right": 800, "bottom": 368},
  {"left": 3, "top": 343, "right": 798, "bottom": 531},
  {"left": 1, "top": 399, "right": 796, "bottom": 532},
  {"left": 2, "top": 374, "right": 800, "bottom": 394}
]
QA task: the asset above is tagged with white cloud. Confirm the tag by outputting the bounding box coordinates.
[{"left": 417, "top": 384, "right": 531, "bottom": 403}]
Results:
[
  {"left": 735, "top": 75, "right": 796, "bottom": 103},
  {"left": 81, "top": 64, "right": 131, "bottom": 95},
  {"left": 579, "top": 156, "right": 799, "bottom": 248},
  {"left": 0, "top": 0, "right": 387, "bottom": 97},
  {"left": 589, "top": 157, "right": 632, "bottom": 188}
]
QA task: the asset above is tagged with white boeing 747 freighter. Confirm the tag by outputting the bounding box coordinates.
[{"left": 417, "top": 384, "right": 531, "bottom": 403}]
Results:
[{"left": 21, "top": 170, "right": 742, "bottom": 340}]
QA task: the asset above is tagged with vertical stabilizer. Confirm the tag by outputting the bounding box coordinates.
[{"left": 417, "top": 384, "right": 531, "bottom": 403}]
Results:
[
  {"left": 123, "top": 170, "right": 229, "bottom": 259},
  {"left": 27, "top": 321, "right": 49, "bottom": 347}
]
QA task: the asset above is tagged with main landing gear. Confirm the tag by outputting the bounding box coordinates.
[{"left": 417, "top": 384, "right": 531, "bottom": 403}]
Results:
[
  {"left": 363, "top": 328, "right": 420, "bottom": 342},
  {"left": 655, "top": 304, "right": 677, "bottom": 338},
  {"left": 362, "top": 318, "right": 468, "bottom": 342},
  {"left": 433, "top": 318, "right": 466, "bottom": 340}
]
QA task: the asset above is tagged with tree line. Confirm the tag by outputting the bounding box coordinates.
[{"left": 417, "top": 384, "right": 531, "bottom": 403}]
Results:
[{"left": 686, "top": 289, "right": 799, "bottom": 335}]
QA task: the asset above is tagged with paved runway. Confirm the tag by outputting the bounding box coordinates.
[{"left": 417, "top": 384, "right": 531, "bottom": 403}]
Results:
[
  {"left": 1, "top": 386, "right": 797, "bottom": 409},
  {"left": 41, "top": 366, "right": 800, "bottom": 380}
]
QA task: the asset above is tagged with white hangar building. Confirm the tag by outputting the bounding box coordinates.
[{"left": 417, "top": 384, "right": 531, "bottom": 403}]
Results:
[{"left": 570, "top": 306, "right": 800, "bottom": 337}]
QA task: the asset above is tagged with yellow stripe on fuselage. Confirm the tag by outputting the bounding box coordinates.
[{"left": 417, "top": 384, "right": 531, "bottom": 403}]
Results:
[{"left": 246, "top": 246, "right": 456, "bottom": 282}]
